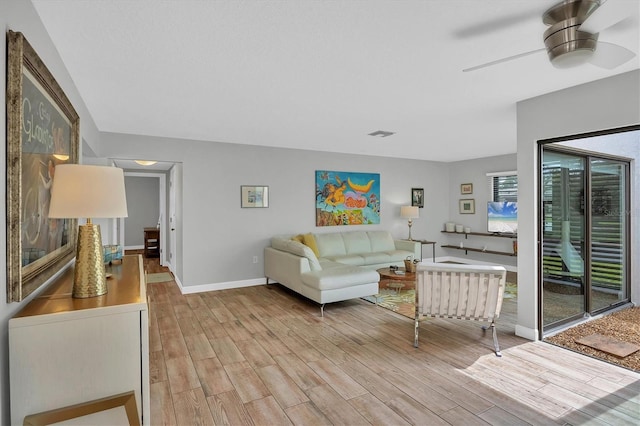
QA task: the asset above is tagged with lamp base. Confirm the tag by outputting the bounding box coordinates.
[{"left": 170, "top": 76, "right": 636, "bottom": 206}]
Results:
[{"left": 73, "top": 223, "right": 107, "bottom": 298}]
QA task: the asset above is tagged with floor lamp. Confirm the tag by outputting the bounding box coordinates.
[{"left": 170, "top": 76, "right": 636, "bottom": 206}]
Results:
[
  {"left": 400, "top": 206, "right": 419, "bottom": 241},
  {"left": 48, "top": 165, "right": 128, "bottom": 298}
]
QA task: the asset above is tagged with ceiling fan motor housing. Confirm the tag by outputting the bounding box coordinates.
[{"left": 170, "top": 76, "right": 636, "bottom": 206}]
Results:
[{"left": 543, "top": 0, "right": 600, "bottom": 68}]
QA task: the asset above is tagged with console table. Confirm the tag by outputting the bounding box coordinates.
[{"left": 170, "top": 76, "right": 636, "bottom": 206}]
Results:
[{"left": 9, "top": 255, "right": 150, "bottom": 425}]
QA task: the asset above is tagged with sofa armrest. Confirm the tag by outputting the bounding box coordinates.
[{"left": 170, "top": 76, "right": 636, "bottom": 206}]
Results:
[
  {"left": 264, "top": 246, "right": 311, "bottom": 286},
  {"left": 394, "top": 239, "right": 421, "bottom": 261}
]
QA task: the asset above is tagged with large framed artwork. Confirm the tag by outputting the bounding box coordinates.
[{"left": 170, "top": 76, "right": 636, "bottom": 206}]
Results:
[
  {"left": 315, "top": 170, "right": 380, "bottom": 226},
  {"left": 6, "top": 31, "right": 80, "bottom": 302}
]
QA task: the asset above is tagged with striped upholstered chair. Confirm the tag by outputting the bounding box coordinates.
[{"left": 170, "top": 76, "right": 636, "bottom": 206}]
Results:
[{"left": 414, "top": 263, "right": 507, "bottom": 357}]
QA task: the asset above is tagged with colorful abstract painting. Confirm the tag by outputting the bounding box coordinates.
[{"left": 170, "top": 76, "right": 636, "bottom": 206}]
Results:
[{"left": 315, "top": 170, "right": 380, "bottom": 226}]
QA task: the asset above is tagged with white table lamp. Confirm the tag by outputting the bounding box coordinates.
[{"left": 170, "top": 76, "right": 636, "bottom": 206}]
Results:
[
  {"left": 400, "top": 206, "right": 419, "bottom": 241},
  {"left": 48, "top": 165, "right": 128, "bottom": 298}
]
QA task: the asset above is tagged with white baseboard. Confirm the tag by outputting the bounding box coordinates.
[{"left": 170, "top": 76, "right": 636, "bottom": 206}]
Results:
[
  {"left": 173, "top": 273, "right": 183, "bottom": 290},
  {"left": 515, "top": 324, "right": 538, "bottom": 341},
  {"left": 125, "top": 245, "right": 144, "bottom": 250},
  {"left": 178, "top": 278, "right": 265, "bottom": 295}
]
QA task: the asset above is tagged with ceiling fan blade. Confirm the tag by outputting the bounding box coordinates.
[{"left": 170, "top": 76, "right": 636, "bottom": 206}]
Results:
[
  {"left": 588, "top": 41, "right": 636, "bottom": 68},
  {"left": 463, "top": 48, "right": 545, "bottom": 72},
  {"left": 453, "top": 7, "right": 542, "bottom": 39},
  {"left": 579, "top": 0, "right": 637, "bottom": 34}
]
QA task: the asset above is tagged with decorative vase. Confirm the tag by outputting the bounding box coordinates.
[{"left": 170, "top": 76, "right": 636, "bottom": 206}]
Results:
[{"left": 404, "top": 259, "right": 416, "bottom": 272}]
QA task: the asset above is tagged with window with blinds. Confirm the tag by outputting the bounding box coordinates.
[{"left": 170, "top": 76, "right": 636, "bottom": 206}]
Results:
[{"left": 490, "top": 173, "right": 517, "bottom": 202}]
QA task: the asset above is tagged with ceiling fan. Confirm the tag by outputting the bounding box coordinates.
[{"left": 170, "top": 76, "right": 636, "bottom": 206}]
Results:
[{"left": 463, "top": 0, "right": 637, "bottom": 72}]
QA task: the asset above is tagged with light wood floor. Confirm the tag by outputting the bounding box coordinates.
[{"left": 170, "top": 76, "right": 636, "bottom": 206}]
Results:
[{"left": 142, "top": 258, "right": 639, "bottom": 425}]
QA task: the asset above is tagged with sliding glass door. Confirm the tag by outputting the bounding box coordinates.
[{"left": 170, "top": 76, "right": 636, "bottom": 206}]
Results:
[
  {"left": 589, "top": 159, "right": 628, "bottom": 312},
  {"left": 541, "top": 148, "right": 629, "bottom": 331},
  {"left": 541, "top": 151, "right": 586, "bottom": 326}
]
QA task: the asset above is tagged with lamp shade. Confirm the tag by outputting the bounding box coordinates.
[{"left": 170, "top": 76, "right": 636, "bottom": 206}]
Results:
[
  {"left": 400, "top": 206, "right": 419, "bottom": 219},
  {"left": 49, "top": 165, "right": 128, "bottom": 219}
]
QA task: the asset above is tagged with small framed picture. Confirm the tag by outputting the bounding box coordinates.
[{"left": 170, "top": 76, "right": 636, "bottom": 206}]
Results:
[
  {"left": 459, "top": 199, "right": 475, "bottom": 214},
  {"left": 241, "top": 185, "right": 269, "bottom": 208},
  {"left": 411, "top": 188, "right": 424, "bottom": 208},
  {"left": 461, "top": 183, "right": 473, "bottom": 194}
]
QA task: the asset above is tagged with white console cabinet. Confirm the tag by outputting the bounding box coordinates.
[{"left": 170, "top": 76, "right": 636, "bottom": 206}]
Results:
[{"left": 9, "top": 255, "right": 150, "bottom": 425}]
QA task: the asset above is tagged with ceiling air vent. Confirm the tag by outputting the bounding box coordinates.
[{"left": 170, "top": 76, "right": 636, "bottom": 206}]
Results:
[{"left": 368, "top": 130, "right": 395, "bottom": 137}]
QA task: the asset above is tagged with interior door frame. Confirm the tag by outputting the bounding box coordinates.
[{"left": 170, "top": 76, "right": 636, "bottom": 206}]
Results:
[{"left": 168, "top": 166, "right": 177, "bottom": 274}]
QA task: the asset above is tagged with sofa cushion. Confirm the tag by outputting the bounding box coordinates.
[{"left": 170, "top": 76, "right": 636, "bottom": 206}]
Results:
[
  {"left": 341, "top": 231, "right": 372, "bottom": 254},
  {"left": 271, "top": 237, "right": 322, "bottom": 271},
  {"left": 367, "top": 231, "right": 396, "bottom": 252},
  {"left": 314, "top": 233, "right": 347, "bottom": 257},
  {"left": 302, "top": 233, "right": 320, "bottom": 257},
  {"left": 322, "top": 254, "right": 365, "bottom": 266},
  {"left": 361, "top": 252, "right": 391, "bottom": 265},
  {"left": 301, "top": 265, "right": 380, "bottom": 291}
]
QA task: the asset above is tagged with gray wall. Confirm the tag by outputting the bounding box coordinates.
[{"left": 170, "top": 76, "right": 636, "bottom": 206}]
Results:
[
  {"left": 445, "top": 154, "right": 517, "bottom": 268},
  {"left": 98, "top": 133, "right": 452, "bottom": 287},
  {"left": 516, "top": 70, "right": 640, "bottom": 340},
  {"left": 124, "top": 176, "right": 160, "bottom": 247},
  {"left": 0, "top": 1, "right": 102, "bottom": 423}
]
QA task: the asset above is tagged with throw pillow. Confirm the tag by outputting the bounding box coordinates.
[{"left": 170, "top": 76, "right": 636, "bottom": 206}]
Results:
[{"left": 302, "top": 233, "right": 320, "bottom": 257}]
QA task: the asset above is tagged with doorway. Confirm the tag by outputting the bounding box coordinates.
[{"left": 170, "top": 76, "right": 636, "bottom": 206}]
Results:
[
  {"left": 540, "top": 139, "right": 631, "bottom": 334},
  {"left": 121, "top": 172, "right": 166, "bottom": 261}
]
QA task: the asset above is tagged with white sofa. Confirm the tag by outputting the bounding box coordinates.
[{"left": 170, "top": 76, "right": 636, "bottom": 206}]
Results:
[{"left": 264, "top": 230, "right": 420, "bottom": 315}]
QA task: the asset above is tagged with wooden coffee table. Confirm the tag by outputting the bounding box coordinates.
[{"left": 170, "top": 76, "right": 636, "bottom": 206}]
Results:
[{"left": 377, "top": 267, "right": 416, "bottom": 293}]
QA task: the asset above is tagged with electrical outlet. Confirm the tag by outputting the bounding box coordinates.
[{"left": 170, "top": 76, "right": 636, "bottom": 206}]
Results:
[{"left": 252, "top": 256, "right": 258, "bottom": 264}]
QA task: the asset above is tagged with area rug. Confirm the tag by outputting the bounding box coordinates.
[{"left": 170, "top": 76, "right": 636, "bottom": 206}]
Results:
[
  {"left": 362, "top": 288, "right": 416, "bottom": 319},
  {"left": 146, "top": 272, "right": 174, "bottom": 283},
  {"left": 504, "top": 282, "right": 518, "bottom": 300},
  {"left": 363, "top": 281, "right": 518, "bottom": 320}
]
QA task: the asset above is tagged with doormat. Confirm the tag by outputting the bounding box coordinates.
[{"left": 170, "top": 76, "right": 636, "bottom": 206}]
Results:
[
  {"left": 146, "top": 272, "right": 174, "bottom": 283},
  {"left": 575, "top": 334, "right": 640, "bottom": 358}
]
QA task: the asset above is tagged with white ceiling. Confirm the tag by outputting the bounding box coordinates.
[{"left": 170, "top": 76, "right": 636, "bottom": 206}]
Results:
[{"left": 32, "top": 0, "right": 639, "bottom": 162}]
